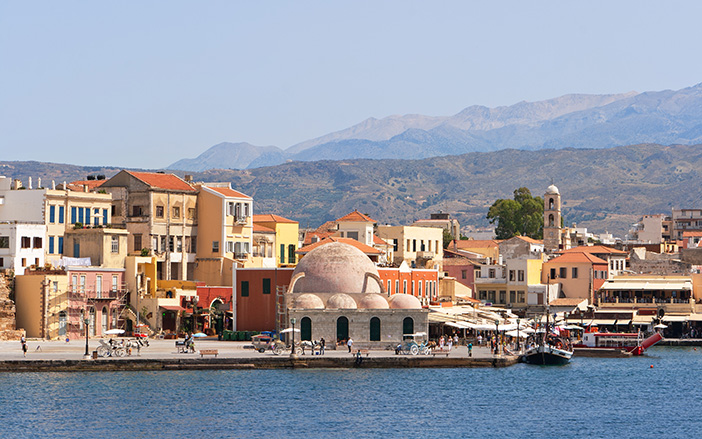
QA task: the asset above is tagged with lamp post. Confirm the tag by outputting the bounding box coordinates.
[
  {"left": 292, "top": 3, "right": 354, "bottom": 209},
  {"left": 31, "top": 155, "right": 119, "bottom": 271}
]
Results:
[
  {"left": 192, "top": 296, "right": 199, "bottom": 334},
  {"left": 516, "top": 318, "right": 521, "bottom": 353},
  {"left": 83, "top": 311, "right": 90, "bottom": 360},
  {"left": 494, "top": 319, "right": 499, "bottom": 356},
  {"left": 290, "top": 317, "right": 297, "bottom": 358}
]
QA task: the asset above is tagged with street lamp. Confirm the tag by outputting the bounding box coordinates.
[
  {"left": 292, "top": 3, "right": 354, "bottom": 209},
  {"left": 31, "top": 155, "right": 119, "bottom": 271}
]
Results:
[
  {"left": 192, "top": 296, "right": 199, "bottom": 334},
  {"left": 290, "top": 317, "right": 297, "bottom": 358},
  {"left": 83, "top": 310, "right": 91, "bottom": 360},
  {"left": 516, "top": 318, "right": 521, "bottom": 353}
]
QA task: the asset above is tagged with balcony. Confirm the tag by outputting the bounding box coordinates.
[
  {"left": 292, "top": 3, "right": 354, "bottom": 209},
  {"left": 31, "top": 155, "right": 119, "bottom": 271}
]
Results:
[
  {"left": 67, "top": 289, "right": 127, "bottom": 301},
  {"left": 416, "top": 251, "right": 435, "bottom": 259}
]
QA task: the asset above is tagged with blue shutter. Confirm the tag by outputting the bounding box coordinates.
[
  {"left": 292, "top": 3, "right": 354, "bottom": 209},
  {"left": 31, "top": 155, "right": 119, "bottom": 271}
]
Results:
[
  {"left": 103, "top": 209, "right": 108, "bottom": 225},
  {"left": 78, "top": 208, "right": 83, "bottom": 224},
  {"left": 71, "top": 207, "right": 77, "bottom": 224},
  {"left": 48, "top": 237, "right": 54, "bottom": 254},
  {"left": 59, "top": 206, "right": 65, "bottom": 224},
  {"left": 49, "top": 205, "right": 55, "bottom": 223},
  {"left": 58, "top": 237, "right": 64, "bottom": 254}
]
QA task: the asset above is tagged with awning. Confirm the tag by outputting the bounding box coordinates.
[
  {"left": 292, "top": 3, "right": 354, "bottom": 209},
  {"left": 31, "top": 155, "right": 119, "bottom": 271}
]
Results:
[
  {"left": 445, "top": 321, "right": 472, "bottom": 329},
  {"left": 160, "top": 305, "right": 185, "bottom": 312},
  {"left": 687, "top": 314, "right": 702, "bottom": 322},
  {"left": 662, "top": 315, "right": 688, "bottom": 323},
  {"left": 601, "top": 280, "right": 692, "bottom": 291},
  {"left": 632, "top": 316, "right": 654, "bottom": 325}
]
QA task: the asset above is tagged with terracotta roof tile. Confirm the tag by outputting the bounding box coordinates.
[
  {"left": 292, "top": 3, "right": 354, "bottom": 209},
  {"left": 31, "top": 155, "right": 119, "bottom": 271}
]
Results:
[
  {"left": 303, "top": 231, "right": 336, "bottom": 245},
  {"left": 207, "top": 186, "right": 251, "bottom": 199},
  {"left": 297, "top": 236, "right": 382, "bottom": 255},
  {"left": 127, "top": 171, "right": 196, "bottom": 192},
  {"left": 559, "top": 245, "right": 627, "bottom": 255},
  {"left": 314, "top": 221, "right": 338, "bottom": 233},
  {"left": 253, "top": 224, "right": 275, "bottom": 233},
  {"left": 547, "top": 253, "right": 608, "bottom": 264},
  {"left": 67, "top": 180, "right": 105, "bottom": 191},
  {"left": 335, "top": 210, "right": 376, "bottom": 223},
  {"left": 253, "top": 214, "right": 297, "bottom": 224},
  {"left": 453, "top": 239, "right": 501, "bottom": 249},
  {"left": 682, "top": 231, "right": 702, "bottom": 237},
  {"left": 515, "top": 236, "right": 543, "bottom": 244}
]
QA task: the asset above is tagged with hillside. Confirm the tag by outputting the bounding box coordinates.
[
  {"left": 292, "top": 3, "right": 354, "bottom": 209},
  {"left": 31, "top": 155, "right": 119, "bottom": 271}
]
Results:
[{"left": 4, "top": 144, "right": 702, "bottom": 236}]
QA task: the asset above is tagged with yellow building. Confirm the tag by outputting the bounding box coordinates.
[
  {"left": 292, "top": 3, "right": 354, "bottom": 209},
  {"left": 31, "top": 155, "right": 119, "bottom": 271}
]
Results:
[
  {"left": 194, "top": 184, "right": 253, "bottom": 286},
  {"left": 253, "top": 214, "right": 299, "bottom": 267}
]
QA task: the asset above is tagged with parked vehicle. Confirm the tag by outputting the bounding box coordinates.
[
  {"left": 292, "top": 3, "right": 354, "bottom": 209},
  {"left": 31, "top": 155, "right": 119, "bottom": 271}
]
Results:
[
  {"left": 395, "top": 332, "right": 431, "bottom": 355},
  {"left": 251, "top": 334, "right": 285, "bottom": 355}
]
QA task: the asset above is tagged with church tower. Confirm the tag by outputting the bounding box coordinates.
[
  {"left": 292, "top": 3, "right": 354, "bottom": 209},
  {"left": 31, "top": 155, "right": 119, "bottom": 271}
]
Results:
[{"left": 543, "top": 184, "right": 562, "bottom": 254}]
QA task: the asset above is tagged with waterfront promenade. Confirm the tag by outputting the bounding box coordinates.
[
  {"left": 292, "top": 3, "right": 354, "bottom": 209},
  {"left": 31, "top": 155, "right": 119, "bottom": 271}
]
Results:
[{"left": 0, "top": 338, "right": 518, "bottom": 371}]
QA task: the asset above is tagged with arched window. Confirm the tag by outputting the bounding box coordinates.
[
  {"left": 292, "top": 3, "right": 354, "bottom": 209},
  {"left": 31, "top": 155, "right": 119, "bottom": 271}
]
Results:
[
  {"left": 549, "top": 214, "right": 555, "bottom": 227},
  {"left": 301, "top": 317, "right": 312, "bottom": 341},
  {"left": 336, "top": 316, "right": 349, "bottom": 342},
  {"left": 402, "top": 317, "right": 414, "bottom": 337},
  {"left": 101, "top": 306, "right": 108, "bottom": 335},
  {"left": 89, "top": 307, "right": 96, "bottom": 336},
  {"left": 370, "top": 317, "right": 381, "bottom": 341},
  {"left": 549, "top": 198, "right": 554, "bottom": 210}
]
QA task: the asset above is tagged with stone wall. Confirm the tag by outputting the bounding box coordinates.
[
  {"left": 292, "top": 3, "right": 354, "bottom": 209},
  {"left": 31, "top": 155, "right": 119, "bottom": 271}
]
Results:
[{"left": 0, "top": 272, "right": 25, "bottom": 340}]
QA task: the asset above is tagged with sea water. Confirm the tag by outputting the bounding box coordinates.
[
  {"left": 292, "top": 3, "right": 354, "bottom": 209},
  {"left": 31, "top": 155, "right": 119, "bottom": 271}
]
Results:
[{"left": 1, "top": 346, "right": 700, "bottom": 438}]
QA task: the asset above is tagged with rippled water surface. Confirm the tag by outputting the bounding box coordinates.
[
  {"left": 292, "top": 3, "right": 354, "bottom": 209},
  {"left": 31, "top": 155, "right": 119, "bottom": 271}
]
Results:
[{"left": 1, "top": 346, "right": 701, "bottom": 438}]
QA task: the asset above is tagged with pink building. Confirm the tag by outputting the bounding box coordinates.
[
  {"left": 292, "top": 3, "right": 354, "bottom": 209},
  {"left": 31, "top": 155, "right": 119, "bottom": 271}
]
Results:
[{"left": 66, "top": 267, "right": 127, "bottom": 339}]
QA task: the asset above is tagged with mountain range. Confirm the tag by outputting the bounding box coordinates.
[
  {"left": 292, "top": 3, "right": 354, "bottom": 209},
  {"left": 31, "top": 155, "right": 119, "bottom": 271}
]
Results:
[{"left": 167, "top": 83, "right": 702, "bottom": 171}]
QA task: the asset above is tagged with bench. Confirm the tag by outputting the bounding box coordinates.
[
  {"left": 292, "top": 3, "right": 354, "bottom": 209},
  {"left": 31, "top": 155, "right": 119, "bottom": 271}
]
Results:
[
  {"left": 432, "top": 348, "right": 450, "bottom": 357},
  {"left": 199, "top": 349, "right": 219, "bottom": 358}
]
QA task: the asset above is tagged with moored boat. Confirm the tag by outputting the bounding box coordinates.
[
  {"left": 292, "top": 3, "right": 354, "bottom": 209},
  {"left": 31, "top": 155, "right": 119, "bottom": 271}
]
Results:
[
  {"left": 574, "top": 331, "right": 663, "bottom": 356},
  {"left": 521, "top": 334, "right": 574, "bottom": 365}
]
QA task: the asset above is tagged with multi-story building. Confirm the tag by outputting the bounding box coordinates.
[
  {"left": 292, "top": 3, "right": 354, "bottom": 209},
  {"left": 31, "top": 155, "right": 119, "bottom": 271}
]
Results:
[
  {"left": 0, "top": 175, "right": 113, "bottom": 264},
  {"left": 376, "top": 224, "right": 443, "bottom": 269},
  {"left": 412, "top": 212, "right": 460, "bottom": 241},
  {"left": 100, "top": 171, "right": 198, "bottom": 281},
  {"left": 0, "top": 222, "right": 45, "bottom": 274},
  {"left": 542, "top": 252, "right": 609, "bottom": 304},
  {"left": 671, "top": 209, "right": 702, "bottom": 241},
  {"left": 253, "top": 214, "right": 299, "bottom": 267},
  {"left": 557, "top": 245, "right": 628, "bottom": 277},
  {"left": 628, "top": 214, "right": 667, "bottom": 244},
  {"left": 194, "top": 183, "right": 253, "bottom": 286}
]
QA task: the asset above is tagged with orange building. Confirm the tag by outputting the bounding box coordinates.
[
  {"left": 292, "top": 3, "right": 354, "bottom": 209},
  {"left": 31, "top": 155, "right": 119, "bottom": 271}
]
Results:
[{"left": 233, "top": 267, "right": 293, "bottom": 332}]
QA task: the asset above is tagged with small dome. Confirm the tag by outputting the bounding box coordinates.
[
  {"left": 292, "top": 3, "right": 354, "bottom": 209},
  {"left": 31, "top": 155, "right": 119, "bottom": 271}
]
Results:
[
  {"left": 388, "top": 294, "right": 422, "bottom": 309},
  {"left": 358, "top": 294, "right": 389, "bottom": 309},
  {"left": 292, "top": 293, "right": 325, "bottom": 309},
  {"left": 546, "top": 184, "right": 560, "bottom": 195},
  {"left": 326, "top": 293, "right": 358, "bottom": 309}
]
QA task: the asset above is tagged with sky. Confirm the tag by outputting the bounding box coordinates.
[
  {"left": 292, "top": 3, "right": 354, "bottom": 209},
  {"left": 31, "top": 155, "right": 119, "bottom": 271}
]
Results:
[{"left": 2, "top": 1, "right": 702, "bottom": 169}]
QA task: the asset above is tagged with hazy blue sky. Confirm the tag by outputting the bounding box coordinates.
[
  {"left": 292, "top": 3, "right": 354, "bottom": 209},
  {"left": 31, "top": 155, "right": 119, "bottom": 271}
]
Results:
[{"left": 2, "top": 1, "right": 702, "bottom": 169}]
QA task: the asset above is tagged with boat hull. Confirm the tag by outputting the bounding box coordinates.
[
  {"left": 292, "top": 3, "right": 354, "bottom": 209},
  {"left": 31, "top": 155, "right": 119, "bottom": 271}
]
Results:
[{"left": 521, "top": 346, "right": 572, "bottom": 365}]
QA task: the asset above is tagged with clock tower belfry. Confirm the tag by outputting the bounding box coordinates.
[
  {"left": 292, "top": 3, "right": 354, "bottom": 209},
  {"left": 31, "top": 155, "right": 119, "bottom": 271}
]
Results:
[{"left": 543, "top": 184, "right": 562, "bottom": 254}]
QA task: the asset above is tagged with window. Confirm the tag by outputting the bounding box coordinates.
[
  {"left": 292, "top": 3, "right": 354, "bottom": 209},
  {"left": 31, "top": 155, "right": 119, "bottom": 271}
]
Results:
[
  {"left": 112, "top": 275, "right": 118, "bottom": 292},
  {"left": 168, "top": 236, "right": 174, "bottom": 252},
  {"left": 479, "top": 290, "right": 487, "bottom": 300},
  {"left": 499, "top": 290, "right": 506, "bottom": 303},
  {"left": 461, "top": 270, "right": 467, "bottom": 280},
  {"left": 49, "top": 205, "right": 56, "bottom": 223},
  {"left": 369, "top": 317, "right": 381, "bottom": 341},
  {"left": 387, "top": 280, "right": 392, "bottom": 294},
  {"left": 412, "top": 239, "right": 417, "bottom": 252},
  {"left": 559, "top": 267, "right": 567, "bottom": 279},
  {"left": 395, "top": 280, "right": 399, "bottom": 294},
  {"left": 176, "top": 237, "right": 182, "bottom": 252},
  {"left": 393, "top": 239, "right": 398, "bottom": 252},
  {"left": 187, "top": 208, "right": 196, "bottom": 220},
  {"left": 227, "top": 202, "right": 235, "bottom": 216},
  {"left": 71, "top": 206, "right": 77, "bottom": 223},
  {"left": 156, "top": 206, "right": 164, "bottom": 218},
  {"left": 0, "top": 258, "right": 4, "bottom": 267},
  {"left": 489, "top": 269, "right": 495, "bottom": 278},
  {"left": 21, "top": 258, "right": 26, "bottom": 267},
  {"left": 49, "top": 236, "right": 55, "bottom": 254},
  {"left": 191, "top": 236, "right": 197, "bottom": 253},
  {"left": 0, "top": 236, "right": 9, "bottom": 248},
  {"left": 93, "top": 208, "right": 100, "bottom": 226},
  {"left": 518, "top": 270, "right": 524, "bottom": 282},
  {"left": 132, "top": 205, "right": 143, "bottom": 217},
  {"left": 346, "top": 231, "right": 359, "bottom": 241},
  {"left": 33, "top": 237, "right": 42, "bottom": 248},
  {"left": 72, "top": 275, "right": 78, "bottom": 292},
  {"left": 475, "top": 269, "right": 481, "bottom": 278},
  {"left": 403, "top": 280, "right": 407, "bottom": 294},
  {"left": 58, "top": 237, "right": 64, "bottom": 254},
  {"left": 517, "top": 291, "right": 525, "bottom": 303},
  {"left": 240, "top": 281, "right": 249, "bottom": 297},
  {"left": 510, "top": 291, "right": 516, "bottom": 303},
  {"left": 262, "top": 278, "right": 271, "bottom": 294},
  {"left": 572, "top": 267, "right": 578, "bottom": 279},
  {"left": 280, "top": 244, "right": 285, "bottom": 264},
  {"left": 418, "top": 280, "right": 422, "bottom": 296},
  {"left": 134, "top": 234, "right": 142, "bottom": 252},
  {"left": 488, "top": 291, "right": 496, "bottom": 302},
  {"left": 58, "top": 206, "right": 65, "bottom": 224},
  {"left": 111, "top": 236, "right": 119, "bottom": 253},
  {"left": 288, "top": 244, "right": 296, "bottom": 264},
  {"left": 52, "top": 281, "right": 58, "bottom": 293},
  {"left": 550, "top": 268, "right": 556, "bottom": 280},
  {"left": 78, "top": 207, "right": 84, "bottom": 225},
  {"left": 80, "top": 275, "right": 86, "bottom": 292},
  {"left": 103, "top": 209, "right": 108, "bottom": 225},
  {"left": 21, "top": 237, "right": 31, "bottom": 248},
  {"left": 96, "top": 275, "right": 103, "bottom": 298},
  {"left": 509, "top": 270, "right": 515, "bottom": 281},
  {"left": 172, "top": 206, "right": 180, "bottom": 218}
]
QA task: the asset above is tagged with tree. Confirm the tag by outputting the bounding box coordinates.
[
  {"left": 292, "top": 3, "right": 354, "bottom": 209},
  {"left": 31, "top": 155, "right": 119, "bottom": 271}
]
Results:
[{"left": 486, "top": 187, "right": 543, "bottom": 239}]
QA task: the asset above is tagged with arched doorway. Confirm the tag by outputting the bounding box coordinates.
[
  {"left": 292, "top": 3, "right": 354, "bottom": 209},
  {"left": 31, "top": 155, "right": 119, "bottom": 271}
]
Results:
[
  {"left": 403, "top": 317, "right": 414, "bottom": 337},
  {"left": 336, "top": 316, "right": 349, "bottom": 342},
  {"left": 101, "top": 307, "right": 108, "bottom": 334},
  {"left": 89, "top": 308, "right": 96, "bottom": 336},
  {"left": 370, "top": 317, "right": 381, "bottom": 341},
  {"left": 301, "top": 317, "right": 312, "bottom": 341}
]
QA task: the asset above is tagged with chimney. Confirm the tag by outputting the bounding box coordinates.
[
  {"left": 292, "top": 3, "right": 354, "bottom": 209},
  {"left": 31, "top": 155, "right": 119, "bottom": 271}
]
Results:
[
  {"left": 184, "top": 175, "right": 193, "bottom": 182},
  {"left": 83, "top": 184, "right": 89, "bottom": 193},
  {"left": 28, "top": 177, "right": 32, "bottom": 189},
  {"left": 12, "top": 179, "right": 22, "bottom": 190},
  {"left": 37, "top": 178, "right": 41, "bottom": 188},
  {"left": 52, "top": 180, "right": 56, "bottom": 190}
]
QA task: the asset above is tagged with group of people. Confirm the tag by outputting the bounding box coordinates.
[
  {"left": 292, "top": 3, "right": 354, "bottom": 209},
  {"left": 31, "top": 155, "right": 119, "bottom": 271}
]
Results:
[{"left": 437, "top": 334, "right": 460, "bottom": 351}]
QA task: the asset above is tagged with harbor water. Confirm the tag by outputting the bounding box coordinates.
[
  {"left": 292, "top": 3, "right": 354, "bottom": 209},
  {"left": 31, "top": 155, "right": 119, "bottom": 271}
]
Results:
[{"left": 1, "top": 346, "right": 701, "bottom": 438}]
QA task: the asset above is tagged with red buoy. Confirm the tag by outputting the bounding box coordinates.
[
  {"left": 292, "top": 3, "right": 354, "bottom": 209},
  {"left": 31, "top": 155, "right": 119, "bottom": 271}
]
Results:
[{"left": 650, "top": 365, "right": 654, "bottom": 368}]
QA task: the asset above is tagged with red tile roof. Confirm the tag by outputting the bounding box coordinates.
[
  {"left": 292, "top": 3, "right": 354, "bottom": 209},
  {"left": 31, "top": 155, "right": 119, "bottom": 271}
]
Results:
[
  {"left": 303, "top": 231, "right": 336, "bottom": 245},
  {"left": 314, "top": 221, "right": 338, "bottom": 233},
  {"left": 558, "top": 245, "right": 627, "bottom": 255},
  {"left": 547, "top": 253, "right": 608, "bottom": 264},
  {"left": 452, "top": 239, "right": 501, "bottom": 249},
  {"left": 514, "top": 236, "right": 543, "bottom": 244},
  {"left": 253, "top": 214, "right": 297, "bottom": 224},
  {"left": 253, "top": 224, "right": 275, "bottom": 233},
  {"left": 373, "top": 235, "right": 390, "bottom": 246},
  {"left": 335, "top": 210, "right": 376, "bottom": 223},
  {"left": 127, "top": 171, "right": 196, "bottom": 192},
  {"left": 67, "top": 180, "right": 105, "bottom": 191},
  {"left": 682, "top": 231, "right": 702, "bottom": 237},
  {"left": 206, "top": 186, "right": 251, "bottom": 199},
  {"left": 297, "top": 236, "right": 382, "bottom": 255}
]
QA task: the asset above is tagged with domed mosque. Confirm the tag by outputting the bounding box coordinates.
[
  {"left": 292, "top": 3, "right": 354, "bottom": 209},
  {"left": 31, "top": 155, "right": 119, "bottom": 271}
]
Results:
[{"left": 287, "top": 240, "right": 428, "bottom": 349}]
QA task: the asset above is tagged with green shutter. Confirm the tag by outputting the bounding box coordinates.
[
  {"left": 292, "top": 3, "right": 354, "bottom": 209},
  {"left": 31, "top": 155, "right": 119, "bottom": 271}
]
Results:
[
  {"left": 241, "top": 281, "right": 249, "bottom": 297},
  {"left": 262, "top": 278, "right": 271, "bottom": 294}
]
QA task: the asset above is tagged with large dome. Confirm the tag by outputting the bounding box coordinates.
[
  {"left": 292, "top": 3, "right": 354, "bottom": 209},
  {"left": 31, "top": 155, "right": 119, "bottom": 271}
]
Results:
[
  {"left": 546, "top": 184, "right": 560, "bottom": 195},
  {"left": 326, "top": 293, "right": 358, "bottom": 309},
  {"left": 291, "top": 293, "right": 325, "bottom": 309},
  {"left": 291, "top": 242, "right": 381, "bottom": 294},
  {"left": 388, "top": 294, "right": 422, "bottom": 309}
]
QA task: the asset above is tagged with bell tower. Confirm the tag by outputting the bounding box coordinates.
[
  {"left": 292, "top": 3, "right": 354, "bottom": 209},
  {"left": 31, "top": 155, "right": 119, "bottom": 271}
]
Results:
[{"left": 543, "top": 184, "right": 562, "bottom": 254}]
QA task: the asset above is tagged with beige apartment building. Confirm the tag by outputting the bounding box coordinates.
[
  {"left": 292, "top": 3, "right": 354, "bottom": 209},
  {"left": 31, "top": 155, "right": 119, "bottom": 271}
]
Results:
[{"left": 377, "top": 225, "right": 443, "bottom": 269}]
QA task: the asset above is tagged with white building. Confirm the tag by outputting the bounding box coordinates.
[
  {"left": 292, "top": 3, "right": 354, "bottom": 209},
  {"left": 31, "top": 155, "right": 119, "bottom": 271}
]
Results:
[{"left": 0, "top": 222, "right": 46, "bottom": 274}]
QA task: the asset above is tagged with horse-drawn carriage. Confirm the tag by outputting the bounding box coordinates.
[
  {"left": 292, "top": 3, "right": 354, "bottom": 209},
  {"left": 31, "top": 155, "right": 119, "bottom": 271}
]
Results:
[
  {"left": 395, "top": 332, "right": 431, "bottom": 355},
  {"left": 251, "top": 334, "right": 285, "bottom": 355}
]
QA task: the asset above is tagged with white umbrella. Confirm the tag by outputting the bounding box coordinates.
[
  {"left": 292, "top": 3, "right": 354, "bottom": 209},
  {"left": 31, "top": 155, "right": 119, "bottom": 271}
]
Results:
[
  {"left": 192, "top": 332, "right": 208, "bottom": 338},
  {"left": 654, "top": 324, "right": 668, "bottom": 329},
  {"left": 520, "top": 327, "right": 536, "bottom": 334},
  {"left": 505, "top": 330, "right": 528, "bottom": 338},
  {"left": 280, "top": 328, "right": 301, "bottom": 334},
  {"left": 104, "top": 329, "right": 125, "bottom": 335}
]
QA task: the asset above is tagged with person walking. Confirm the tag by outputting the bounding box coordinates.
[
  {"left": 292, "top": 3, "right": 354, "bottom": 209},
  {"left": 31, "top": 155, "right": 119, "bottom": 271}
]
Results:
[
  {"left": 21, "top": 338, "right": 27, "bottom": 358},
  {"left": 447, "top": 337, "right": 453, "bottom": 352},
  {"left": 347, "top": 337, "right": 353, "bottom": 353},
  {"left": 320, "top": 337, "right": 325, "bottom": 355},
  {"left": 467, "top": 342, "right": 473, "bottom": 357}
]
